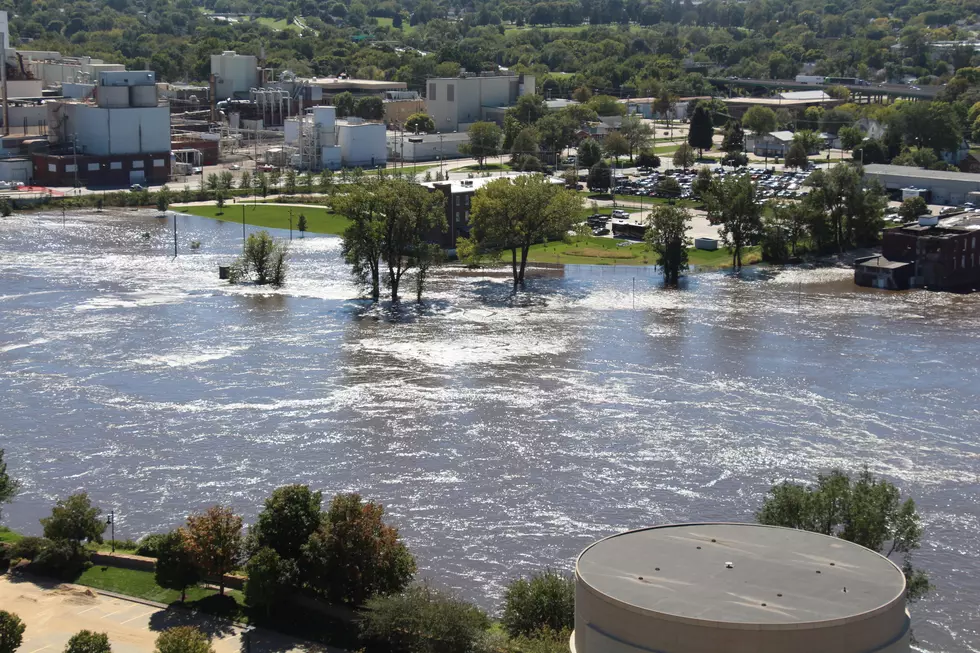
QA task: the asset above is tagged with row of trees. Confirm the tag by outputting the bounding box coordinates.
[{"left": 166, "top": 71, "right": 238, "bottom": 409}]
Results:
[{"left": 0, "top": 618, "right": 215, "bottom": 653}]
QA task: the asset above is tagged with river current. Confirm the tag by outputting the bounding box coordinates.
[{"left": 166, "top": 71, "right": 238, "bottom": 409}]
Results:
[{"left": 0, "top": 210, "right": 978, "bottom": 651}]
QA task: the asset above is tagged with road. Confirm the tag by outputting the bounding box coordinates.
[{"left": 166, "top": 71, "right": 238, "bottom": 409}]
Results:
[{"left": 0, "top": 576, "right": 330, "bottom": 653}]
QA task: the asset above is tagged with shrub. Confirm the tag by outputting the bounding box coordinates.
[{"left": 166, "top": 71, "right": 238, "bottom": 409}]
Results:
[
  {"left": 31, "top": 540, "right": 90, "bottom": 579},
  {"left": 502, "top": 570, "right": 574, "bottom": 638},
  {"left": 506, "top": 627, "right": 572, "bottom": 653},
  {"left": 229, "top": 231, "right": 288, "bottom": 287},
  {"left": 10, "top": 536, "right": 48, "bottom": 561},
  {"left": 154, "top": 627, "right": 213, "bottom": 653},
  {"left": 0, "top": 610, "right": 26, "bottom": 653},
  {"left": 359, "top": 584, "right": 489, "bottom": 653},
  {"left": 135, "top": 534, "right": 168, "bottom": 558},
  {"left": 0, "top": 544, "right": 11, "bottom": 572},
  {"left": 64, "top": 630, "right": 111, "bottom": 653}
]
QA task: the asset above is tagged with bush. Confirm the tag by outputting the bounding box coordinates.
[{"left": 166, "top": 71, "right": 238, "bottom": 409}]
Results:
[
  {"left": 31, "top": 540, "right": 90, "bottom": 579},
  {"left": 0, "top": 544, "right": 11, "bottom": 572},
  {"left": 135, "top": 534, "right": 168, "bottom": 558},
  {"left": 229, "top": 231, "right": 288, "bottom": 287},
  {"left": 0, "top": 610, "right": 26, "bottom": 653},
  {"left": 505, "top": 627, "right": 572, "bottom": 653},
  {"left": 154, "top": 627, "right": 213, "bottom": 653},
  {"left": 10, "top": 536, "right": 49, "bottom": 561},
  {"left": 635, "top": 150, "right": 661, "bottom": 168},
  {"left": 64, "top": 630, "right": 111, "bottom": 653},
  {"left": 502, "top": 570, "right": 574, "bottom": 638},
  {"left": 359, "top": 585, "right": 489, "bottom": 653}
]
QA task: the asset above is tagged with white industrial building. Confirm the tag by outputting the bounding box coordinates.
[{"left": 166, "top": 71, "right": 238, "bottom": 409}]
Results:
[
  {"left": 864, "top": 164, "right": 980, "bottom": 205},
  {"left": 38, "top": 70, "right": 171, "bottom": 186},
  {"left": 284, "top": 106, "right": 386, "bottom": 170},
  {"left": 211, "top": 51, "right": 259, "bottom": 100},
  {"left": 387, "top": 131, "right": 469, "bottom": 162},
  {"left": 425, "top": 73, "right": 535, "bottom": 133}
]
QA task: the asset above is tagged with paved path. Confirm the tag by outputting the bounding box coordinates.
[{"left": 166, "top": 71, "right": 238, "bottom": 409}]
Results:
[{"left": 0, "top": 575, "right": 332, "bottom": 653}]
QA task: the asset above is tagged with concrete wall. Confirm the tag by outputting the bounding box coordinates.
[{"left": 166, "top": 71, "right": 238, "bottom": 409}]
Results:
[
  {"left": 338, "top": 121, "right": 386, "bottom": 167},
  {"left": 62, "top": 105, "right": 171, "bottom": 156},
  {"left": 4, "top": 80, "right": 42, "bottom": 98},
  {"left": 427, "top": 76, "right": 525, "bottom": 132},
  {"left": 389, "top": 133, "right": 468, "bottom": 161},
  {"left": 211, "top": 52, "right": 258, "bottom": 100}
]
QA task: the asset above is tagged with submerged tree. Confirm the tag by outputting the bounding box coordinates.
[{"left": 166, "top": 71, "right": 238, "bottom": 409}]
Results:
[
  {"left": 229, "top": 231, "right": 288, "bottom": 286},
  {"left": 703, "top": 173, "right": 762, "bottom": 268},
  {"left": 645, "top": 205, "right": 692, "bottom": 284}
]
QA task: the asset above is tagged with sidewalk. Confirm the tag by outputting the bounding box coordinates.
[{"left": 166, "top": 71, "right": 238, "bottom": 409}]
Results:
[{"left": 0, "top": 575, "right": 335, "bottom": 653}]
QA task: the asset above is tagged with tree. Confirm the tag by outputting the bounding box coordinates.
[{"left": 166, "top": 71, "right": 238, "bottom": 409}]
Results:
[
  {"left": 40, "top": 493, "right": 105, "bottom": 552},
  {"left": 654, "top": 90, "right": 678, "bottom": 135},
  {"left": 804, "top": 164, "right": 886, "bottom": 250},
  {"left": 355, "top": 97, "right": 384, "bottom": 121},
  {"left": 154, "top": 530, "right": 200, "bottom": 603},
  {"left": 470, "top": 176, "right": 583, "bottom": 285},
  {"left": 577, "top": 138, "right": 603, "bottom": 170},
  {"left": 297, "top": 213, "right": 307, "bottom": 237},
  {"left": 215, "top": 193, "right": 225, "bottom": 215},
  {"left": 218, "top": 171, "right": 234, "bottom": 190},
  {"left": 284, "top": 169, "right": 297, "bottom": 194},
  {"left": 572, "top": 86, "right": 592, "bottom": 103},
  {"left": 758, "top": 468, "right": 930, "bottom": 601},
  {"left": 824, "top": 85, "right": 851, "bottom": 101},
  {"left": 742, "top": 106, "right": 778, "bottom": 135},
  {"left": 587, "top": 95, "right": 624, "bottom": 117},
  {"left": 898, "top": 196, "right": 929, "bottom": 221},
  {"left": 620, "top": 115, "right": 654, "bottom": 162},
  {"left": 245, "top": 547, "right": 298, "bottom": 616},
  {"left": 721, "top": 121, "right": 745, "bottom": 155},
  {"left": 0, "top": 611, "right": 25, "bottom": 653},
  {"left": 359, "top": 584, "right": 489, "bottom": 653},
  {"left": 269, "top": 168, "right": 282, "bottom": 191},
  {"left": 412, "top": 243, "right": 443, "bottom": 302},
  {"left": 636, "top": 150, "right": 661, "bottom": 168},
  {"left": 645, "top": 205, "right": 692, "bottom": 284},
  {"left": 510, "top": 127, "right": 541, "bottom": 168},
  {"left": 502, "top": 570, "right": 574, "bottom": 638},
  {"left": 603, "top": 132, "right": 630, "bottom": 162},
  {"left": 853, "top": 139, "right": 888, "bottom": 165},
  {"left": 459, "top": 122, "right": 502, "bottom": 169},
  {"left": 587, "top": 161, "right": 612, "bottom": 191},
  {"left": 230, "top": 231, "right": 288, "bottom": 287},
  {"left": 657, "top": 177, "right": 682, "bottom": 197},
  {"left": 687, "top": 102, "right": 714, "bottom": 157},
  {"left": 703, "top": 174, "right": 763, "bottom": 268},
  {"left": 239, "top": 170, "right": 251, "bottom": 192},
  {"left": 154, "top": 627, "right": 213, "bottom": 653},
  {"left": 156, "top": 187, "right": 170, "bottom": 213},
  {"left": 405, "top": 113, "right": 435, "bottom": 134},
  {"left": 672, "top": 142, "right": 696, "bottom": 169},
  {"left": 182, "top": 506, "right": 243, "bottom": 595},
  {"left": 784, "top": 141, "right": 810, "bottom": 169},
  {"left": 508, "top": 94, "right": 549, "bottom": 125},
  {"left": 252, "top": 485, "right": 323, "bottom": 561},
  {"left": 793, "top": 130, "right": 822, "bottom": 154},
  {"left": 838, "top": 126, "right": 864, "bottom": 151},
  {"left": 64, "top": 631, "right": 111, "bottom": 653},
  {"left": 333, "top": 91, "right": 356, "bottom": 118},
  {"left": 0, "top": 450, "right": 20, "bottom": 521},
  {"left": 301, "top": 493, "right": 416, "bottom": 605}
]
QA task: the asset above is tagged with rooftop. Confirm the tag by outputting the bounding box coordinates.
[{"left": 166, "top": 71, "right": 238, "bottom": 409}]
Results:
[
  {"left": 576, "top": 523, "right": 905, "bottom": 627},
  {"left": 856, "top": 255, "right": 912, "bottom": 270},
  {"left": 889, "top": 213, "right": 980, "bottom": 237},
  {"left": 724, "top": 97, "right": 838, "bottom": 107},
  {"left": 780, "top": 90, "right": 831, "bottom": 101},
  {"left": 864, "top": 164, "right": 980, "bottom": 184},
  {"left": 305, "top": 77, "right": 407, "bottom": 90}
]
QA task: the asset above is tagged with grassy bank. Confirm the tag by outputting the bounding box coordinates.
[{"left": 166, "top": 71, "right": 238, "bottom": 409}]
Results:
[
  {"left": 174, "top": 204, "right": 350, "bottom": 236},
  {"left": 77, "top": 565, "right": 240, "bottom": 608},
  {"left": 0, "top": 527, "right": 22, "bottom": 543},
  {"left": 526, "top": 236, "right": 761, "bottom": 267}
]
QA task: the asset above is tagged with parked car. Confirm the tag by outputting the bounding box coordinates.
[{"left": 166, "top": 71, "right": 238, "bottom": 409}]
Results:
[{"left": 130, "top": 184, "right": 145, "bottom": 191}]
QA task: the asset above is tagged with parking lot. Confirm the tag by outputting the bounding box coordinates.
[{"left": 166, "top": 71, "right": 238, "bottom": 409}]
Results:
[
  {"left": 613, "top": 166, "right": 814, "bottom": 200},
  {"left": 0, "top": 576, "right": 329, "bottom": 653}
]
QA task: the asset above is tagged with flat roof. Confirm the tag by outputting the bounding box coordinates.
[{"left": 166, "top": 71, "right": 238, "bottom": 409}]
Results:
[
  {"left": 864, "top": 164, "right": 980, "bottom": 183},
  {"left": 724, "top": 97, "right": 837, "bottom": 106},
  {"left": 856, "top": 255, "right": 911, "bottom": 270},
  {"left": 305, "top": 77, "right": 407, "bottom": 90},
  {"left": 577, "top": 523, "right": 905, "bottom": 627}
]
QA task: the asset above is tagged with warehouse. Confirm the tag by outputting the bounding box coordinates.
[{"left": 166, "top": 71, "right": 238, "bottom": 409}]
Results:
[
  {"left": 574, "top": 523, "right": 910, "bottom": 653},
  {"left": 863, "top": 164, "right": 980, "bottom": 205}
]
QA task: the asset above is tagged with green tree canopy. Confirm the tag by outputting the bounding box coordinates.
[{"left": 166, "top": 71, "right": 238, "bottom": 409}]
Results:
[
  {"left": 154, "top": 627, "right": 213, "bottom": 653},
  {"left": 64, "top": 631, "right": 111, "bottom": 653},
  {"left": 784, "top": 141, "right": 810, "bottom": 169},
  {"left": 703, "top": 173, "right": 763, "bottom": 268},
  {"left": 687, "top": 102, "right": 714, "bottom": 156},
  {"left": 502, "top": 570, "right": 575, "bottom": 638},
  {"left": 757, "top": 468, "right": 930, "bottom": 601},
  {"left": 251, "top": 484, "right": 323, "bottom": 561},
  {"left": 898, "top": 196, "right": 929, "bottom": 221},
  {"left": 333, "top": 91, "right": 356, "bottom": 118},
  {"left": 405, "top": 113, "right": 435, "bottom": 134},
  {"left": 154, "top": 530, "right": 201, "bottom": 603},
  {"left": 645, "top": 205, "right": 692, "bottom": 285},
  {"left": 603, "top": 131, "right": 630, "bottom": 161},
  {"left": 672, "top": 142, "right": 696, "bottom": 168},
  {"left": 40, "top": 493, "right": 106, "bottom": 550},
  {"left": 182, "top": 506, "right": 243, "bottom": 595},
  {"left": 804, "top": 164, "right": 886, "bottom": 250},
  {"left": 620, "top": 115, "right": 654, "bottom": 161},
  {"left": 459, "top": 121, "right": 503, "bottom": 169},
  {"left": 245, "top": 547, "right": 298, "bottom": 616},
  {"left": 0, "top": 611, "right": 25, "bottom": 653},
  {"left": 742, "top": 106, "right": 778, "bottom": 135},
  {"left": 577, "top": 138, "right": 603, "bottom": 169},
  {"left": 0, "top": 450, "right": 20, "bottom": 521},
  {"left": 587, "top": 95, "right": 625, "bottom": 117}
]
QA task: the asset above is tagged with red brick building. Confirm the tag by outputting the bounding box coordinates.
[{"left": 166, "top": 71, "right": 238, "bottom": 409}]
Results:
[
  {"left": 31, "top": 152, "right": 171, "bottom": 187},
  {"left": 879, "top": 215, "right": 980, "bottom": 291}
]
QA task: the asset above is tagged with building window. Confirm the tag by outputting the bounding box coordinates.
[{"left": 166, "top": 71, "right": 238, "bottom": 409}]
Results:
[
  {"left": 962, "top": 255, "right": 966, "bottom": 268},
  {"left": 447, "top": 84, "right": 455, "bottom": 102},
  {"left": 65, "top": 164, "right": 77, "bottom": 173},
  {"left": 47, "top": 163, "right": 57, "bottom": 172},
  {"left": 455, "top": 196, "right": 460, "bottom": 206},
  {"left": 132, "top": 160, "right": 144, "bottom": 169},
  {"left": 110, "top": 161, "right": 122, "bottom": 170},
  {"left": 428, "top": 83, "right": 436, "bottom": 101},
  {"left": 88, "top": 163, "right": 99, "bottom": 171},
  {"left": 153, "top": 159, "right": 165, "bottom": 167}
]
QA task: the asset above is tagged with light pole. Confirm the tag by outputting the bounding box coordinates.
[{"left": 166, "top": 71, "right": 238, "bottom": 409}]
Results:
[
  {"left": 107, "top": 510, "right": 115, "bottom": 553},
  {"left": 242, "top": 204, "right": 246, "bottom": 246}
]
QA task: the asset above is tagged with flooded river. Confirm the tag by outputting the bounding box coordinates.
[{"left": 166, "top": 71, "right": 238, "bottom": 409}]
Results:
[{"left": 1, "top": 210, "right": 978, "bottom": 651}]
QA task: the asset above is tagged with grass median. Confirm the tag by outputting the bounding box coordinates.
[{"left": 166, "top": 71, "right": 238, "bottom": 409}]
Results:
[
  {"left": 526, "top": 236, "right": 761, "bottom": 267},
  {"left": 173, "top": 204, "right": 350, "bottom": 236}
]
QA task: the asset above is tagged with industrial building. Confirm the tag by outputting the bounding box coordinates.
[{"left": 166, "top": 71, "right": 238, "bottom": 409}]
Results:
[
  {"left": 210, "top": 51, "right": 259, "bottom": 101},
  {"left": 863, "top": 164, "right": 980, "bottom": 205},
  {"left": 35, "top": 70, "right": 170, "bottom": 187},
  {"left": 283, "top": 106, "right": 386, "bottom": 170},
  {"left": 574, "top": 523, "right": 909, "bottom": 653},
  {"left": 856, "top": 213, "right": 980, "bottom": 291},
  {"left": 387, "top": 131, "right": 469, "bottom": 163},
  {"left": 425, "top": 73, "right": 535, "bottom": 133}
]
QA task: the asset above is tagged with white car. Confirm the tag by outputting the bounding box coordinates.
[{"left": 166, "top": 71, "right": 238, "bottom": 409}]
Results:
[{"left": 230, "top": 164, "right": 241, "bottom": 171}]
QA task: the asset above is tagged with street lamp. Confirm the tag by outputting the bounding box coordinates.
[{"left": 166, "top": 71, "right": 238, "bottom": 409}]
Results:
[
  {"left": 408, "top": 137, "right": 423, "bottom": 173},
  {"left": 106, "top": 510, "right": 115, "bottom": 553}
]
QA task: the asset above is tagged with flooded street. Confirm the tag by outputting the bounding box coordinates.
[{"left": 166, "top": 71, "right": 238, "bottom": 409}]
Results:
[{"left": 1, "top": 209, "right": 979, "bottom": 651}]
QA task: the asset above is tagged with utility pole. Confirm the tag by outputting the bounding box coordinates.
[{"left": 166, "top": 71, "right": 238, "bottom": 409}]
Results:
[
  {"left": 107, "top": 510, "right": 115, "bottom": 553},
  {"left": 1, "top": 30, "right": 9, "bottom": 137},
  {"left": 288, "top": 207, "right": 293, "bottom": 241},
  {"left": 173, "top": 213, "right": 178, "bottom": 258},
  {"left": 242, "top": 204, "right": 246, "bottom": 246}
]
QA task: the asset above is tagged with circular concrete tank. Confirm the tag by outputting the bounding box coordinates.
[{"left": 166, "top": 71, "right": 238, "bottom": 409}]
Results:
[{"left": 574, "top": 523, "right": 909, "bottom": 653}]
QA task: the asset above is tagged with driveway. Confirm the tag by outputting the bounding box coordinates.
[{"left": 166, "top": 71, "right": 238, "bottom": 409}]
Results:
[{"left": 0, "top": 575, "right": 333, "bottom": 653}]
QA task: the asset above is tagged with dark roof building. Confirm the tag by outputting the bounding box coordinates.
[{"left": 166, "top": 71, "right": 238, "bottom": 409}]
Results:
[{"left": 872, "top": 214, "right": 980, "bottom": 291}]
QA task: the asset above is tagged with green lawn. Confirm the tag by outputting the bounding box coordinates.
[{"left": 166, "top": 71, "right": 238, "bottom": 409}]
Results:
[
  {"left": 374, "top": 16, "right": 415, "bottom": 33},
  {"left": 454, "top": 163, "right": 512, "bottom": 172},
  {"left": 253, "top": 17, "right": 299, "bottom": 31},
  {"left": 0, "top": 527, "right": 22, "bottom": 543},
  {"left": 376, "top": 164, "right": 437, "bottom": 176},
  {"left": 76, "top": 565, "right": 243, "bottom": 609},
  {"left": 174, "top": 204, "right": 350, "bottom": 236},
  {"left": 526, "top": 236, "right": 761, "bottom": 267}
]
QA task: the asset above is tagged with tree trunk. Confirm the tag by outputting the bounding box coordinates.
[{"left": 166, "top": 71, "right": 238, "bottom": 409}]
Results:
[
  {"left": 371, "top": 267, "right": 380, "bottom": 300},
  {"left": 518, "top": 245, "right": 530, "bottom": 283},
  {"left": 181, "top": 587, "right": 186, "bottom": 603},
  {"left": 511, "top": 248, "right": 519, "bottom": 286},
  {"left": 219, "top": 579, "right": 225, "bottom": 596}
]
